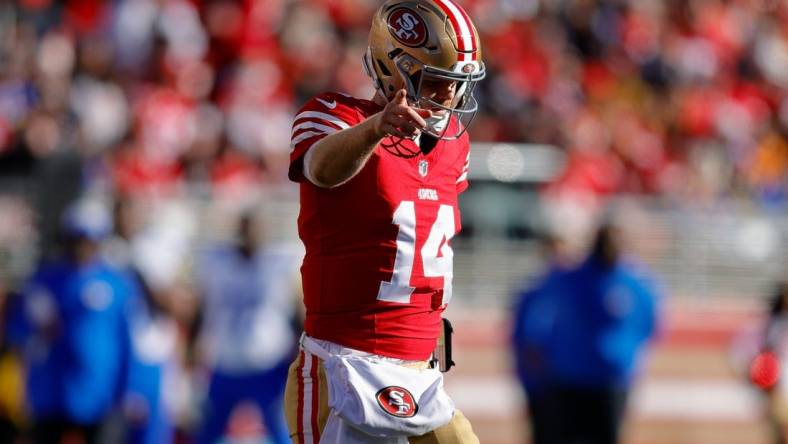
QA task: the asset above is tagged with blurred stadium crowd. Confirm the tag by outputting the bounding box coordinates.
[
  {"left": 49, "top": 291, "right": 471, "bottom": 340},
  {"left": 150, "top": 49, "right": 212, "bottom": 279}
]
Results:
[
  {"left": 1, "top": 0, "right": 788, "bottom": 206},
  {"left": 0, "top": 0, "right": 787, "bottom": 443}
]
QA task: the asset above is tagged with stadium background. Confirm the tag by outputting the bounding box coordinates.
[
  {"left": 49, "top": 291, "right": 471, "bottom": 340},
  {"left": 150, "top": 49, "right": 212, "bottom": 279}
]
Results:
[{"left": 0, "top": 0, "right": 787, "bottom": 443}]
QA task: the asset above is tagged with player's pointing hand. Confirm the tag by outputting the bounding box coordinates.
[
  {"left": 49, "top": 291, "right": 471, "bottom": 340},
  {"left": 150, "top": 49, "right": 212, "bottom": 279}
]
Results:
[{"left": 373, "top": 89, "right": 432, "bottom": 139}]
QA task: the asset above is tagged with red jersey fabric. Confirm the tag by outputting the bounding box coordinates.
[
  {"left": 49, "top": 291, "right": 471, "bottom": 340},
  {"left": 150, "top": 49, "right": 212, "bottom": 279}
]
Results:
[{"left": 289, "top": 92, "right": 470, "bottom": 360}]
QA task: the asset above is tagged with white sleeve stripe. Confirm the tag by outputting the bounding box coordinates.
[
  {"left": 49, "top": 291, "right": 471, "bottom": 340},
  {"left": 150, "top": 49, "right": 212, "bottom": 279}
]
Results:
[
  {"left": 456, "top": 171, "right": 468, "bottom": 183},
  {"left": 291, "top": 121, "right": 344, "bottom": 136},
  {"left": 292, "top": 111, "right": 351, "bottom": 131},
  {"left": 290, "top": 130, "right": 330, "bottom": 149}
]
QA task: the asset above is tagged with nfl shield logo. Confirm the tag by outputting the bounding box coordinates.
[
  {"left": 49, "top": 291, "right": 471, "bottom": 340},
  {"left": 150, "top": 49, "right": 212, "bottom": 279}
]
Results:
[{"left": 418, "top": 159, "right": 428, "bottom": 177}]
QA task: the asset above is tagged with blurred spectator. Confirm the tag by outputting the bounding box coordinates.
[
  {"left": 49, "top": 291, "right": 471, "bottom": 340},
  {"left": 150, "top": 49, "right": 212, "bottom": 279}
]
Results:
[
  {"left": 8, "top": 198, "right": 135, "bottom": 444},
  {"left": 747, "top": 123, "right": 788, "bottom": 208},
  {"left": 193, "top": 210, "right": 301, "bottom": 444},
  {"left": 103, "top": 196, "right": 179, "bottom": 444},
  {"left": 510, "top": 234, "right": 572, "bottom": 444},
  {"left": 546, "top": 223, "right": 660, "bottom": 444},
  {"left": 0, "top": 0, "right": 786, "bottom": 221}
]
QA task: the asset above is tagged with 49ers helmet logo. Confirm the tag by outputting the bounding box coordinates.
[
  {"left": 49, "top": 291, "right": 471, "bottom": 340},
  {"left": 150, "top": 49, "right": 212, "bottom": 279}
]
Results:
[
  {"left": 387, "top": 8, "right": 428, "bottom": 47},
  {"left": 376, "top": 386, "right": 418, "bottom": 417}
]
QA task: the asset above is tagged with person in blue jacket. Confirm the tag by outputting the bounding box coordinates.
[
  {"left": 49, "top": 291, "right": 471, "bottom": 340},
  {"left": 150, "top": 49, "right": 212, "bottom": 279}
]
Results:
[
  {"left": 547, "top": 223, "right": 660, "bottom": 444},
  {"left": 11, "top": 198, "right": 134, "bottom": 444}
]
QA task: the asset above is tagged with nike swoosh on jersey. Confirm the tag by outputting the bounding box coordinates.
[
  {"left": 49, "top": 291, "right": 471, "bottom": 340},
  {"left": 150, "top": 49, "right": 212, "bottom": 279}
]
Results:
[{"left": 316, "top": 98, "right": 337, "bottom": 109}]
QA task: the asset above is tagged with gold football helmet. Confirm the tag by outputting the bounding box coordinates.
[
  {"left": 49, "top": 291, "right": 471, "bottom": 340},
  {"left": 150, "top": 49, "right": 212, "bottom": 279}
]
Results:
[{"left": 363, "top": 0, "right": 485, "bottom": 140}]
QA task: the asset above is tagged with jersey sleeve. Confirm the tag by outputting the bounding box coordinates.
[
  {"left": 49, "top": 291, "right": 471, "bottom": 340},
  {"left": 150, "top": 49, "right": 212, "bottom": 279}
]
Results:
[{"left": 288, "top": 93, "right": 358, "bottom": 183}]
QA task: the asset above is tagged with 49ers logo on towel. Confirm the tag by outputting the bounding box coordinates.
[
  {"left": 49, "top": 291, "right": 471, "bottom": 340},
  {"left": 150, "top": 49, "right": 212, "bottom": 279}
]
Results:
[
  {"left": 376, "top": 386, "right": 418, "bottom": 417},
  {"left": 387, "top": 8, "right": 428, "bottom": 47}
]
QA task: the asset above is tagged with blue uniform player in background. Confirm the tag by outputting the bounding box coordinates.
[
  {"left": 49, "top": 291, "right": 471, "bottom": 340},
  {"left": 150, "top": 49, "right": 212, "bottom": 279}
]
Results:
[
  {"left": 8, "top": 198, "right": 135, "bottom": 444},
  {"left": 194, "top": 211, "right": 301, "bottom": 444}
]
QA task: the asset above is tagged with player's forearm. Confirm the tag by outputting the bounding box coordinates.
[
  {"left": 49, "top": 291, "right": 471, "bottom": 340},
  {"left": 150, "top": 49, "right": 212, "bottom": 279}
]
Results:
[{"left": 307, "top": 114, "right": 383, "bottom": 188}]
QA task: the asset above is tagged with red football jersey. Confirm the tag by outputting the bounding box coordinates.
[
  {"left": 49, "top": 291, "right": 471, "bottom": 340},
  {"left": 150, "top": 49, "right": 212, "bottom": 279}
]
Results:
[{"left": 289, "top": 92, "right": 470, "bottom": 360}]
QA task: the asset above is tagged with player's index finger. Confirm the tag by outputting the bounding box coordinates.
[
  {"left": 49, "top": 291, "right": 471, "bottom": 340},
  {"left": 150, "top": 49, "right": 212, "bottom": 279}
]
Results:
[
  {"left": 403, "top": 107, "right": 428, "bottom": 129},
  {"left": 412, "top": 107, "right": 433, "bottom": 119}
]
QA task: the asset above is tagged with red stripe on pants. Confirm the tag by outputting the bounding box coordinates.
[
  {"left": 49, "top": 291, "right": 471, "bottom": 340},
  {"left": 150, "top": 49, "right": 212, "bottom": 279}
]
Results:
[{"left": 310, "top": 354, "right": 321, "bottom": 442}]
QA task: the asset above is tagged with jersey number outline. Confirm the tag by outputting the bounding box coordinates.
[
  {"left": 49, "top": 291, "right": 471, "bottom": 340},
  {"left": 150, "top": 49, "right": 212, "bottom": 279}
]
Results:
[{"left": 377, "top": 201, "right": 454, "bottom": 305}]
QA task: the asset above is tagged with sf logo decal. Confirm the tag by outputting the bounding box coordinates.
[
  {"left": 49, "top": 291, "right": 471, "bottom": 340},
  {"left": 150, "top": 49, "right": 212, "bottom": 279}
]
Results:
[
  {"left": 388, "top": 8, "right": 428, "bottom": 47},
  {"left": 376, "top": 386, "right": 418, "bottom": 417}
]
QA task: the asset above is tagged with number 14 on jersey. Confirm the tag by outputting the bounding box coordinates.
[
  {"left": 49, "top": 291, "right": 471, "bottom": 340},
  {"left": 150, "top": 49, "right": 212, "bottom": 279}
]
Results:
[{"left": 377, "top": 201, "right": 455, "bottom": 305}]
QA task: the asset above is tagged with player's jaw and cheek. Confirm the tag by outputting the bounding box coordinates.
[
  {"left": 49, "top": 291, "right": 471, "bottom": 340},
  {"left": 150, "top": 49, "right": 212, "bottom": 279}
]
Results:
[{"left": 417, "top": 79, "right": 458, "bottom": 113}]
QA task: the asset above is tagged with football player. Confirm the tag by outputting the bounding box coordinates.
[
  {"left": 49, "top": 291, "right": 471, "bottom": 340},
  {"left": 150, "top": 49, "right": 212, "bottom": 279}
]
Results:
[
  {"left": 284, "top": 0, "right": 485, "bottom": 443},
  {"left": 195, "top": 211, "right": 302, "bottom": 444}
]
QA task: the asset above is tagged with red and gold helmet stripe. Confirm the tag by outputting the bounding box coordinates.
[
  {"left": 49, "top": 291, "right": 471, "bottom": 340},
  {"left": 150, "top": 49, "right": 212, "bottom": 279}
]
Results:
[{"left": 433, "top": 0, "right": 478, "bottom": 61}]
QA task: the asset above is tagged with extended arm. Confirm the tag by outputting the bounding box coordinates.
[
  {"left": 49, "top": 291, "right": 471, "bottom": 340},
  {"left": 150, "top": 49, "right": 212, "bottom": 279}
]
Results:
[{"left": 306, "top": 90, "right": 430, "bottom": 188}]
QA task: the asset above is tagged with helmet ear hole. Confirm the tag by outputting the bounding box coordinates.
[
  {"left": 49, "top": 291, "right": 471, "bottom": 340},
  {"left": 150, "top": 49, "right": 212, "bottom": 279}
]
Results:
[
  {"left": 388, "top": 48, "right": 403, "bottom": 59},
  {"left": 376, "top": 59, "right": 392, "bottom": 77},
  {"left": 408, "top": 71, "right": 422, "bottom": 91}
]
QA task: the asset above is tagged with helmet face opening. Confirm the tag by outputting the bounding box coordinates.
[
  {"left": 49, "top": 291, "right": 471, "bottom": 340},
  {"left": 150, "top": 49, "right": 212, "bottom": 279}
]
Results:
[{"left": 394, "top": 53, "right": 485, "bottom": 140}]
